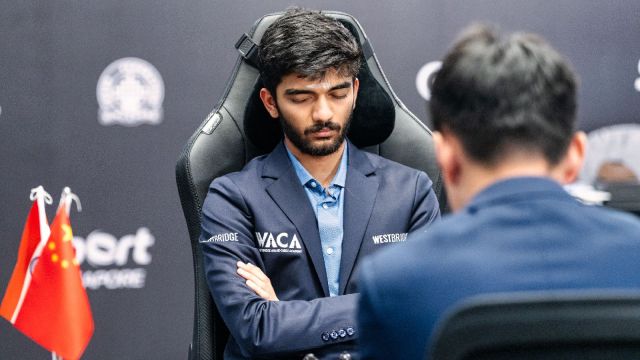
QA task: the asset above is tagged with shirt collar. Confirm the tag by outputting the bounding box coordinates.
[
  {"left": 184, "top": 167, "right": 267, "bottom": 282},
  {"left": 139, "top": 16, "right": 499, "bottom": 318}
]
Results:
[{"left": 285, "top": 142, "right": 348, "bottom": 189}]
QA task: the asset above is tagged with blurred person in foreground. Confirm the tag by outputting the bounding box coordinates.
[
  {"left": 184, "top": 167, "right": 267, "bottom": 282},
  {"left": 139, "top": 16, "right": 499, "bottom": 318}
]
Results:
[
  {"left": 199, "top": 8, "right": 440, "bottom": 360},
  {"left": 357, "top": 24, "right": 640, "bottom": 360}
]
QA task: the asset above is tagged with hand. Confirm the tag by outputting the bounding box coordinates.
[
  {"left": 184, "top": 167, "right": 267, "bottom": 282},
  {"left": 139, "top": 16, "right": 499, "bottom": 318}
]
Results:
[{"left": 237, "top": 261, "right": 279, "bottom": 301}]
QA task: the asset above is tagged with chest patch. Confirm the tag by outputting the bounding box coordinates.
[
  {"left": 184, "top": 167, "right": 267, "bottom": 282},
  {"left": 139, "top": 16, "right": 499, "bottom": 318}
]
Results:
[
  {"left": 372, "top": 233, "right": 408, "bottom": 244},
  {"left": 256, "top": 232, "right": 303, "bottom": 253}
]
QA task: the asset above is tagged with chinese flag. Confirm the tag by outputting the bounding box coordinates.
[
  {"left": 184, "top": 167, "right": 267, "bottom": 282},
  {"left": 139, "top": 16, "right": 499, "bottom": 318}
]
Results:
[
  {"left": 12, "top": 206, "right": 94, "bottom": 360},
  {"left": 1, "top": 200, "right": 49, "bottom": 323}
]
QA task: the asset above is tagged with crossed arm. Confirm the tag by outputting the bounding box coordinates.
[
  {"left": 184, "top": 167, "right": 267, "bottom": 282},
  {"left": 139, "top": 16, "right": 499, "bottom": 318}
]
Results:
[
  {"left": 200, "top": 176, "right": 360, "bottom": 357},
  {"left": 200, "top": 171, "right": 440, "bottom": 357}
]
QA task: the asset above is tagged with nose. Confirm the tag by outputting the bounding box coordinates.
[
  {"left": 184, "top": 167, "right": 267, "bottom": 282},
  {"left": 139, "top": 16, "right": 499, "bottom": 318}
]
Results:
[{"left": 312, "top": 96, "right": 333, "bottom": 122}]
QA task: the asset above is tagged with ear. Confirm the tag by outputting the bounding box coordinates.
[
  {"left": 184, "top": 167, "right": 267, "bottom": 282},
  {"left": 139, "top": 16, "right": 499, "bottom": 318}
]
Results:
[
  {"left": 556, "top": 131, "right": 587, "bottom": 184},
  {"left": 433, "top": 131, "right": 461, "bottom": 187},
  {"left": 259, "top": 88, "right": 279, "bottom": 119},
  {"left": 352, "top": 77, "right": 360, "bottom": 109}
]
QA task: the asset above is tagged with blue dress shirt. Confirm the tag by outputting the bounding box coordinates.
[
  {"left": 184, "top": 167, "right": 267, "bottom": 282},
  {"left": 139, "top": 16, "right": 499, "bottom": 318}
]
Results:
[{"left": 286, "top": 144, "right": 348, "bottom": 297}]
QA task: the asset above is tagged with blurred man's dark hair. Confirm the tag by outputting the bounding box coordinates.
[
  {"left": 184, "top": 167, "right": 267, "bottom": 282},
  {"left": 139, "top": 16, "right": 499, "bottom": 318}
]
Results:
[{"left": 430, "top": 24, "right": 578, "bottom": 166}]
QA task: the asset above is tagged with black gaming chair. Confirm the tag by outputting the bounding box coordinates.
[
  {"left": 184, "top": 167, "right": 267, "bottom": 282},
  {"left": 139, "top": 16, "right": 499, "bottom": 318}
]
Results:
[
  {"left": 429, "top": 291, "right": 640, "bottom": 360},
  {"left": 176, "top": 10, "right": 446, "bottom": 360}
]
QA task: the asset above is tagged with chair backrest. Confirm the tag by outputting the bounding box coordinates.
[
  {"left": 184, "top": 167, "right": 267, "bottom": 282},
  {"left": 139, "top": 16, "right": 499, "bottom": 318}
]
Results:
[
  {"left": 429, "top": 291, "right": 640, "bottom": 360},
  {"left": 176, "top": 10, "right": 446, "bottom": 360}
]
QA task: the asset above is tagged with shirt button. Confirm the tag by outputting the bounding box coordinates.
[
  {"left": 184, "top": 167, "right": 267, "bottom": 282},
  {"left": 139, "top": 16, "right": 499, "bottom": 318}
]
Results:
[
  {"left": 326, "top": 247, "right": 334, "bottom": 255},
  {"left": 310, "top": 181, "right": 317, "bottom": 187},
  {"left": 346, "top": 327, "right": 355, "bottom": 336},
  {"left": 321, "top": 332, "right": 330, "bottom": 341},
  {"left": 322, "top": 203, "right": 329, "bottom": 209}
]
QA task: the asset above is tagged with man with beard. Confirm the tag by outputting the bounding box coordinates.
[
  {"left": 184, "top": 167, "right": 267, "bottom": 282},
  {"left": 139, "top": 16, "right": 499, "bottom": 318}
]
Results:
[{"left": 198, "top": 8, "right": 440, "bottom": 360}]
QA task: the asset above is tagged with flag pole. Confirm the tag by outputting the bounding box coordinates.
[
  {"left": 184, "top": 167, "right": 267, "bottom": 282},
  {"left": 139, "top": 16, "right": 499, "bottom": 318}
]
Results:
[{"left": 58, "top": 187, "right": 82, "bottom": 215}]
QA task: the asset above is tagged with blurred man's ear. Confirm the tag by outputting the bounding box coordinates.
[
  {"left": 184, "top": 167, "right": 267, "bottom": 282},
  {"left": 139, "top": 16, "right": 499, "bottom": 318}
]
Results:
[
  {"left": 434, "top": 131, "right": 461, "bottom": 189},
  {"left": 434, "top": 131, "right": 465, "bottom": 211},
  {"left": 554, "top": 131, "right": 587, "bottom": 184},
  {"left": 259, "top": 88, "right": 279, "bottom": 119}
]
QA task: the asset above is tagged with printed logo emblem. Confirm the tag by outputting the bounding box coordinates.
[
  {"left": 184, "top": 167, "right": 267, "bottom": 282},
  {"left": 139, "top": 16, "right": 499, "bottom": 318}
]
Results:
[
  {"left": 73, "top": 227, "right": 155, "bottom": 290},
  {"left": 416, "top": 61, "right": 442, "bottom": 101},
  {"left": 96, "top": 57, "right": 165, "bottom": 126},
  {"left": 255, "top": 232, "right": 302, "bottom": 253},
  {"left": 372, "top": 233, "right": 408, "bottom": 245},
  {"left": 201, "top": 232, "right": 239, "bottom": 243},
  {"left": 635, "top": 59, "right": 640, "bottom": 92}
]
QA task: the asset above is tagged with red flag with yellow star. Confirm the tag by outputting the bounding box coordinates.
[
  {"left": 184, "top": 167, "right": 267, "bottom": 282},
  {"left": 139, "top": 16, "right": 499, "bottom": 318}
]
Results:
[{"left": 12, "top": 205, "right": 94, "bottom": 360}]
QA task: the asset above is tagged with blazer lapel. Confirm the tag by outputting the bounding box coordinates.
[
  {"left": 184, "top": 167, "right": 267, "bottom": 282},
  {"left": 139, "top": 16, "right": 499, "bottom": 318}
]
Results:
[
  {"left": 262, "top": 143, "right": 330, "bottom": 297},
  {"left": 339, "top": 142, "right": 379, "bottom": 294}
]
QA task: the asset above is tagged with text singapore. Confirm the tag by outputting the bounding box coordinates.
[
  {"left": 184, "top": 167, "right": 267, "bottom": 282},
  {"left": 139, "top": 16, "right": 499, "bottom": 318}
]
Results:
[{"left": 72, "top": 227, "right": 155, "bottom": 290}]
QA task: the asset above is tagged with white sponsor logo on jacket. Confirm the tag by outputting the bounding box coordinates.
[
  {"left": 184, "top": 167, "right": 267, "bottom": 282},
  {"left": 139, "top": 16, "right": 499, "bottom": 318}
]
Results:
[{"left": 255, "top": 232, "right": 302, "bottom": 253}]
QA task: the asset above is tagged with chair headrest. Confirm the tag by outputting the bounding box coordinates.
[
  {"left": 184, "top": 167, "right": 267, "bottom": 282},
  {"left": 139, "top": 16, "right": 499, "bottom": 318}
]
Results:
[{"left": 243, "top": 17, "right": 396, "bottom": 153}]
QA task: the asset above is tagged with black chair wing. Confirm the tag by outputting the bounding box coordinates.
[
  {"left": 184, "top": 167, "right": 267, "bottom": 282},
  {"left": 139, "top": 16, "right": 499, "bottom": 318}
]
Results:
[
  {"left": 176, "top": 10, "right": 445, "bottom": 360},
  {"left": 429, "top": 291, "right": 640, "bottom": 360}
]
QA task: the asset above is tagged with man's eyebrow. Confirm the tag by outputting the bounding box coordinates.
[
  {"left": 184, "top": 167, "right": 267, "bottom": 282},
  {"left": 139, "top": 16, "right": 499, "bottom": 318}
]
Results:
[
  {"left": 284, "top": 89, "right": 314, "bottom": 96},
  {"left": 330, "top": 81, "right": 353, "bottom": 91},
  {"left": 283, "top": 81, "right": 353, "bottom": 96}
]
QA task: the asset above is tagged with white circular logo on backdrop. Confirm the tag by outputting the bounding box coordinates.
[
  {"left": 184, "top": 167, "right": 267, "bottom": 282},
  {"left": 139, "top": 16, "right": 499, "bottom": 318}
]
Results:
[
  {"left": 416, "top": 61, "right": 442, "bottom": 101},
  {"left": 97, "top": 57, "right": 165, "bottom": 126},
  {"left": 635, "top": 58, "right": 640, "bottom": 92}
]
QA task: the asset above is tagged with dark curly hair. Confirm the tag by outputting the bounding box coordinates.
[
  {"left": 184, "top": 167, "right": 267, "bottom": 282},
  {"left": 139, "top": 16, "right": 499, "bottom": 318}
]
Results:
[{"left": 259, "top": 8, "right": 362, "bottom": 96}]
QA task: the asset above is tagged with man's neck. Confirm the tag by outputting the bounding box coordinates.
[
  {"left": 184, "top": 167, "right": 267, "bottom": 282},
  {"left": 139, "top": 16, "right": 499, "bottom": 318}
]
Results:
[
  {"left": 452, "top": 156, "right": 556, "bottom": 212},
  {"left": 284, "top": 139, "right": 346, "bottom": 188}
]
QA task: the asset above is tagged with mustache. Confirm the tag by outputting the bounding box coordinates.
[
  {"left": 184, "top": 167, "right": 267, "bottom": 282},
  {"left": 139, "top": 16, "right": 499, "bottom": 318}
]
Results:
[{"left": 304, "top": 121, "right": 341, "bottom": 135}]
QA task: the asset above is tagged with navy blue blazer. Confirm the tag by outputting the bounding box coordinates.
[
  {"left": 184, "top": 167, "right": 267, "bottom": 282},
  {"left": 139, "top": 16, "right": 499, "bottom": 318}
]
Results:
[
  {"left": 358, "top": 177, "right": 640, "bottom": 360},
  {"left": 199, "top": 141, "right": 440, "bottom": 359}
]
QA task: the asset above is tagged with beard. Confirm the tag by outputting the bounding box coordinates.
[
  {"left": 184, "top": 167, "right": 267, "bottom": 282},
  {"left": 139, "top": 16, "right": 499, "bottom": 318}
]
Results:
[{"left": 279, "top": 110, "right": 353, "bottom": 156}]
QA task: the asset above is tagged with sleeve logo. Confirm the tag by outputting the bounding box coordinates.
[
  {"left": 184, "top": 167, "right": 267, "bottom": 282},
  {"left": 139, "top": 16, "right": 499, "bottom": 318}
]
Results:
[{"left": 201, "top": 233, "right": 239, "bottom": 243}]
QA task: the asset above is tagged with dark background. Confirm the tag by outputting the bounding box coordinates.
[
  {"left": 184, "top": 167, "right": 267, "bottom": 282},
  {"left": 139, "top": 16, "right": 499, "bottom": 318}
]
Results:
[{"left": 1, "top": 1, "right": 639, "bottom": 359}]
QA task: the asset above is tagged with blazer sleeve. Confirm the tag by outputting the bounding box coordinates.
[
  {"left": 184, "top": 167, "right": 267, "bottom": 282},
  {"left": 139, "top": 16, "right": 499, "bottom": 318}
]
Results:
[
  {"left": 199, "top": 176, "right": 358, "bottom": 358},
  {"left": 356, "top": 259, "right": 391, "bottom": 360},
  {"left": 409, "top": 171, "right": 441, "bottom": 231}
]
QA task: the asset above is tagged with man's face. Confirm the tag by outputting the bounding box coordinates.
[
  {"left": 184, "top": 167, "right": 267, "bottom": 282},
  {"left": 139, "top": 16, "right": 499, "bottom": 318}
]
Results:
[{"left": 260, "top": 68, "right": 359, "bottom": 156}]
